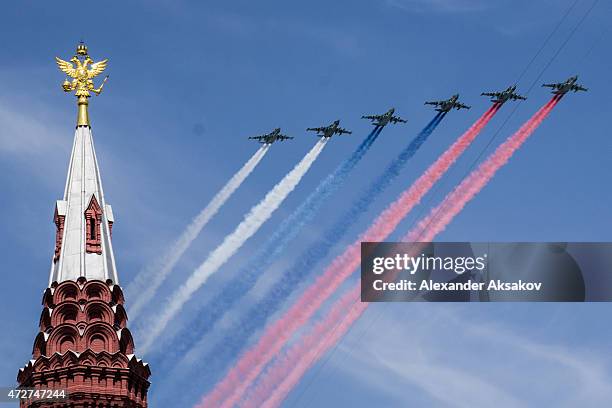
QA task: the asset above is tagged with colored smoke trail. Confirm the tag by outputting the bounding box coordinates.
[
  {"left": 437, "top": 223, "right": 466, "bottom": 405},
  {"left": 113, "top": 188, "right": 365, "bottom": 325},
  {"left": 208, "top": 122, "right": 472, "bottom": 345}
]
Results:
[
  {"left": 150, "top": 128, "right": 381, "bottom": 358},
  {"left": 405, "top": 96, "right": 562, "bottom": 243},
  {"left": 199, "top": 105, "right": 500, "bottom": 408},
  {"left": 247, "top": 96, "right": 562, "bottom": 408},
  {"left": 253, "top": 113, "right": 445, "bottom": 317},
  {"left": 244, "top": 286, "right": 363, "bottom": 408},
  {"left": 279, "top": 115, "right": 446, "bottom": 299},
  {"left": 126, "top": 145, "right": 270, "bottom": 320},
  {"left": 182, "top": 114, "right": 443, "bottom": 383},
  {"left": 139, "top": 139, "right": 328, "bottom": 354}
]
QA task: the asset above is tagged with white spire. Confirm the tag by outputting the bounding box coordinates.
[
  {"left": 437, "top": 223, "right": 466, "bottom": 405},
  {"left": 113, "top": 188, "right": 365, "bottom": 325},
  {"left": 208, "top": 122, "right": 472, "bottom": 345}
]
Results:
[{"left": 49, "top": 126, "right": 118, "bottom": 286}]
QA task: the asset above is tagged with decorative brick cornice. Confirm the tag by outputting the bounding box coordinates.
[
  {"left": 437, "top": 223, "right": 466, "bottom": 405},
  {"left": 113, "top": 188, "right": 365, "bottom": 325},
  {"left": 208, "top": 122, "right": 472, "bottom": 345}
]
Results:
[{"left": 18, "top": 279, "right": 150, "bottom": 407}]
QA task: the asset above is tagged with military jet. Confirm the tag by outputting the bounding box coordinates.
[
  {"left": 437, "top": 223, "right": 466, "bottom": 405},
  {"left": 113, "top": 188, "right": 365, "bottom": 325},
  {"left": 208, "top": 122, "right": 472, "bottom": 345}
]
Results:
[
  {"left": 249, "top": 128, "right": 293, "bottom": 144},
  {"left": 542, "top": 75, "right": 588, "bottom": 95},
  {"left": 424, "top": 94, "right": 470, "bottom": 112},
  {"left": 306, "top": 120, "right": 352, "bottom": 138},
  {"left": 361, "top": 108, "right": 407, "bottom": 128},
  {"left": 481, "top": 85, "right": 527, "bottom": 104}
]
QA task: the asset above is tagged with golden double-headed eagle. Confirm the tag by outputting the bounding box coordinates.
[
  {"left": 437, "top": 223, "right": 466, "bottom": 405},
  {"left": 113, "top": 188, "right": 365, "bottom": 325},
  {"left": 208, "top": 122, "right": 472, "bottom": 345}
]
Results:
[
  {"left": 56, "top": 43, "right": 109, "bottom": 126},
  {"left": 56, "top": 43, "right": 109, "bottom": 98}
]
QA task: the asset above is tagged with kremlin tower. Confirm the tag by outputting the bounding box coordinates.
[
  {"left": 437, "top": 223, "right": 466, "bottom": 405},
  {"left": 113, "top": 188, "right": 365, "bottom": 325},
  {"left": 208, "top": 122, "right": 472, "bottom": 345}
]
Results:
[{"left": 16, "top": 44, "right": 151, "bottom": 407}]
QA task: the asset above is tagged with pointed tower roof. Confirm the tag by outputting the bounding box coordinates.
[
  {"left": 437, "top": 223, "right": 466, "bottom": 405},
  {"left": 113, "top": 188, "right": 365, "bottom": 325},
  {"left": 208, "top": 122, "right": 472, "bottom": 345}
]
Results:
[
  {"left": 49, "top": 126, "right": 118, "bottom": 286},
  {"left": 18, "top": 44, "right": 150, "bottom": 407},
  {"left": 50, "top": 43, "right": 116, "bottom": 286}
]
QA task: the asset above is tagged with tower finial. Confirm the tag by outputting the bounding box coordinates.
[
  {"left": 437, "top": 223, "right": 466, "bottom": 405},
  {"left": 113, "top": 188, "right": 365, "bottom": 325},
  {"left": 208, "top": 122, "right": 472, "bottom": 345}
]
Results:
[
  {"left": 76, "top": 41, "right": 88, "bottom": 56},
  {"left": 55, "top": 43, "right": 109, "bottom": 127}
]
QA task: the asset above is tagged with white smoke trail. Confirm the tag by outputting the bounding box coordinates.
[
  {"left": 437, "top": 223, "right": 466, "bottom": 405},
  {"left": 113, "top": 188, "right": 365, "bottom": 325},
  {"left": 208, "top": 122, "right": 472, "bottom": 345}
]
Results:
[
  {"left": 139, "top": 139, "right": 328, "bottom": 353},
  {"left": 126, "top": 145, "right": 271, "bottom": 320}
]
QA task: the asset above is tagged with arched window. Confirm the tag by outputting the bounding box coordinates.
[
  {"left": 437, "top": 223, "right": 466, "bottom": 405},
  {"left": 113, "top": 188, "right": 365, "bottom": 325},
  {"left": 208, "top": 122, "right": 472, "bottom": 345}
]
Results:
[
  {"left": 84, "top": 195, "right": 103, "bottom": 254},
  {"left": 89, "top": 220, "right": 96, "bottom": 243}
]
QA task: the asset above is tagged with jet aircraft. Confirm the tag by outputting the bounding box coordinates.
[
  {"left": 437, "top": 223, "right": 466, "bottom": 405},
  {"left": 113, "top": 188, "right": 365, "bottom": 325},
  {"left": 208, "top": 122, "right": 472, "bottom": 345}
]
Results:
[
  {"left": 249, "top": 128, "right": 293, "bottom": 144},
  {"left": 306, "top": 120, "right": 352, "bottom": 138},
  {"left": 424, "top": 94, "right": 470, "bottom": 112},
  {"left": 542, "top": 75, "right": 587, "bottom": 95},
  {"left": 361, "top": 108, "right": 407, "bottom": 128},
  {"left": 481, "top": 85, "right": 527, "bottom": 104}
]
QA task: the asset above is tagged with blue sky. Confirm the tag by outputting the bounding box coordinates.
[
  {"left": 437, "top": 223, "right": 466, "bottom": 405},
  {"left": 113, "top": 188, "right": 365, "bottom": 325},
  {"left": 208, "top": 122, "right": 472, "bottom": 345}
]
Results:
[{"left": 1, "top": 0, "right": 611, "bottom": 407}]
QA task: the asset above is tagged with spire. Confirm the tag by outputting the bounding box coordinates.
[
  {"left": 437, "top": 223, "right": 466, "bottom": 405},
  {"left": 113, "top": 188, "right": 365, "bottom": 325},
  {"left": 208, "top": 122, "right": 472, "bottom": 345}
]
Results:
[
  {"left": 50, "top": 44, "right": 116, "bottom": 286},
  {"left": 49, "top": 126, "right": 118, "bottom": 285}
]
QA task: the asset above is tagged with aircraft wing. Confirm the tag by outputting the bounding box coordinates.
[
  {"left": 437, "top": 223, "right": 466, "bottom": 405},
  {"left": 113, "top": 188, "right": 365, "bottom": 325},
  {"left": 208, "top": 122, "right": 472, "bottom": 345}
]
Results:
[
  {"left": 249, "top": 135, "right": 267, "bottom": 141},
  {"left": 337, "top": 128, "right": 352, "bottom": 135},
  {"left": 306, "top": 127, "right": 326, "bottom": 132},
  {"left": 455, "top": 102, "right": 471, "bottom": 110},
  {"left": 511, "top": 94, "right": 527, "bottom": 100},
  {"left": 481, "top": 91, "right": 500, "bottom": 97},
  {"left": 572, "top": 84, "right": 588, "bottom": 92},
  {"left": 277, "top": 135, "right": 293, "bottom": 141},
  {"left": 424, "top": 100, "right": 443, "bottom": 106},
  {"left": 542, "top": 83, "right": 560, "bottom": 89},
  {"left": 362, "top": 114, "right": 382, "bottom": 120},
  {"left": 390, "top": 116, "right": 407, "bottom": 123}
]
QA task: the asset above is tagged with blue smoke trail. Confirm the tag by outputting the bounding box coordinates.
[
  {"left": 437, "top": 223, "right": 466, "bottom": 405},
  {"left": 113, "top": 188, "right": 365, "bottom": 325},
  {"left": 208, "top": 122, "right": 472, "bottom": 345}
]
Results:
[
  {"left": 153, "top": 126, "right": 382, "bottom": 368},
  {"left": 155, "top": 114, "right": 446, "bottom": 397},
  {"left": 151, "top": 116, "right": 444, "bottom": 405},
  {"left": 204, "top": 113, "right": 445, "bottom": 358}
]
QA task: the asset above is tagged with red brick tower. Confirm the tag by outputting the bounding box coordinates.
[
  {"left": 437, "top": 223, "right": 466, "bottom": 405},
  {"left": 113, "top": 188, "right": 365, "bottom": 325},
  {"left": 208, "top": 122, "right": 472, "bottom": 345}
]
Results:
[{"left": 16, "top": 44, "right": 151, "bottom": 407}]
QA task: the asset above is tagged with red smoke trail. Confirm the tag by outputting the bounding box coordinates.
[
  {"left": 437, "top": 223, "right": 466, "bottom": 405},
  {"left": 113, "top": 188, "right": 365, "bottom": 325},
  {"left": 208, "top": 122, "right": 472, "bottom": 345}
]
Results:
[
  {"left": 246, "top": 96, "right": 562, "bottom": 407},
  {"left": 244, "top": 285, "right": 363, "bottom": 408},
  {"left": 406, "top": 96, "right": 561, "bottom": 243},
  {"left": 198, "top": 104, "right": 501, "bottom": 408}
]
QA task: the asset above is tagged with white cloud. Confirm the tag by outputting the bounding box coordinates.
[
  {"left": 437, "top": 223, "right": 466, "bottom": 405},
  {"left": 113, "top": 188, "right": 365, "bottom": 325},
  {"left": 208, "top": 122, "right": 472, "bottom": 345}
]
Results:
[
  {"left": 0, "top": 101, "right": 66, "bottom": 156},
  {"left": 379, "top": 357, "right": 524, "bottom": 408},
  {"left": 0, "top": 95, "right": 72, "bottom": 191},
  {"left": 328, "top": 305, "right": 612, "bottom": 407},
  {"left": 460, "top": 318, "right": 612, "bottom": 407}
]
